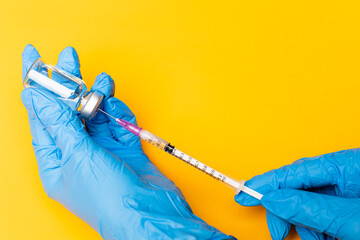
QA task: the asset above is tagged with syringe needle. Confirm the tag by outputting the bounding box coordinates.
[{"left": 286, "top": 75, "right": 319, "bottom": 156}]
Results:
[{"left": 99, "top": 109, "right": 118, "bottom": 120}]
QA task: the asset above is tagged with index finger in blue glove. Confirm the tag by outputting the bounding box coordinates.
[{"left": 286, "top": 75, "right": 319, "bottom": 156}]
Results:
[
  {"left": 22, "top": 88, "right": 89, "bottom": 160},
  {"left": 55, "top": 46, "right": 82, "bottom": 78},
  {"left": 235, "top": 150, "right": 354, "bottom": 207},
  {"left": 22, "top": 44, "right": 41, "bottom": 80},
  {"left": 262, "top": 189, "right": 360, "bottom": 240},
  {"left": 90, "top": 72, "right": 115, "bottom": 99}
]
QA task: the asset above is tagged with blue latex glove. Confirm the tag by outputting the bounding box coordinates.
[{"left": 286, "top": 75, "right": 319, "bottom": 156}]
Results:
[
  {"left": 21, "top": 44, "right": 234, "bottom": 240},
  {"left": 235, "top": 150, "right": 360, "bottom": 240}
]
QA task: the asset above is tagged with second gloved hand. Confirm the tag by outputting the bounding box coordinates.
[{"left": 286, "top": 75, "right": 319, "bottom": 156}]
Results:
[
  {"left": 21, "top": 45, "right": 233, "bottom": 240},
  {"left": 235, "top": 150, "right": 360, "bottom": 240}
]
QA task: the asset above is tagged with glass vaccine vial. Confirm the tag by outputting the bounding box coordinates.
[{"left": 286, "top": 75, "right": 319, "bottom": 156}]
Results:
[{"left": 23, "top": 59, "right": 103, "bottom": 119}]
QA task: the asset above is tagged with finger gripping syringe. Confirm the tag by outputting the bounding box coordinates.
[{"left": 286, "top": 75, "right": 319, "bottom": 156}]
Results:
[{"left": 100, "top": 109, "right": 263, "bottom": 200}]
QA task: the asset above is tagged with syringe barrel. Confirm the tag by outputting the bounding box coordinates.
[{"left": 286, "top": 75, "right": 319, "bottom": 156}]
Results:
[
  {"left": 136, "top": 128, "right": 264, "bottom": 200},
  {"left": 139, "top": 130, "right": 169, "bottom": 150}
]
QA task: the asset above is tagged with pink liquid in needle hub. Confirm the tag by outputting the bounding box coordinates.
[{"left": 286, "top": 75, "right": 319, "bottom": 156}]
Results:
[
  {"left": 116, "top": 118, "right": 142, "bottom": 136},
  {"left": 98, "top": 109, "right": 143, "bottom": 136}
]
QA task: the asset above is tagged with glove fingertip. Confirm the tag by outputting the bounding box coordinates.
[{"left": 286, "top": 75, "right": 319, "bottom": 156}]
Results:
[
  {"left": 22, "top": 44, "right": 41, "bottom": 80},
  {"left": 59, "top": 46, "right": 79, "bottom": 61},
  {"left": 57, "top": 46, "right": 81, "bottom": 78},
  {"left": 91, "top": 72, "right": 115, "bottom": 99},
  {"left": 22, "top": 44, "right": 39, "bottom": 59}
]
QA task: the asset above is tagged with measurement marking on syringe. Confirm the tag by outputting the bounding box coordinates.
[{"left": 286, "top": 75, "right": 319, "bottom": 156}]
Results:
[{"left": 171, "top": 149, "right": 230, "bottom": 182}]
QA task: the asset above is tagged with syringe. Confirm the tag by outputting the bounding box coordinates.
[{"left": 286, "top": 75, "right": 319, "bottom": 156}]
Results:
[{"left": 99, "top": 109, "right": 263, "bottom": 200}]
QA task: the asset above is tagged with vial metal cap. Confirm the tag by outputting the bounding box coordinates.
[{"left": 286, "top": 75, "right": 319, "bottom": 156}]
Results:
[{"left": 80, "top": 91, "right": 104, "bottom": 119}]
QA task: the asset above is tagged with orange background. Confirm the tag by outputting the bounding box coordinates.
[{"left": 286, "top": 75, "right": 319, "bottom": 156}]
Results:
[{"left": 2, "top": 1, "right": 360, "bottom": 239}]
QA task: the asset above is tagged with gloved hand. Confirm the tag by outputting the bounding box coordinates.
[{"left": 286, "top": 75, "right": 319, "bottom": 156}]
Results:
[
  {"left": 235, "top": 150, "right": 360, "bottom": 240},
  {"left": 21, "top": 44, "right": 234, "bottom": 240}
]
